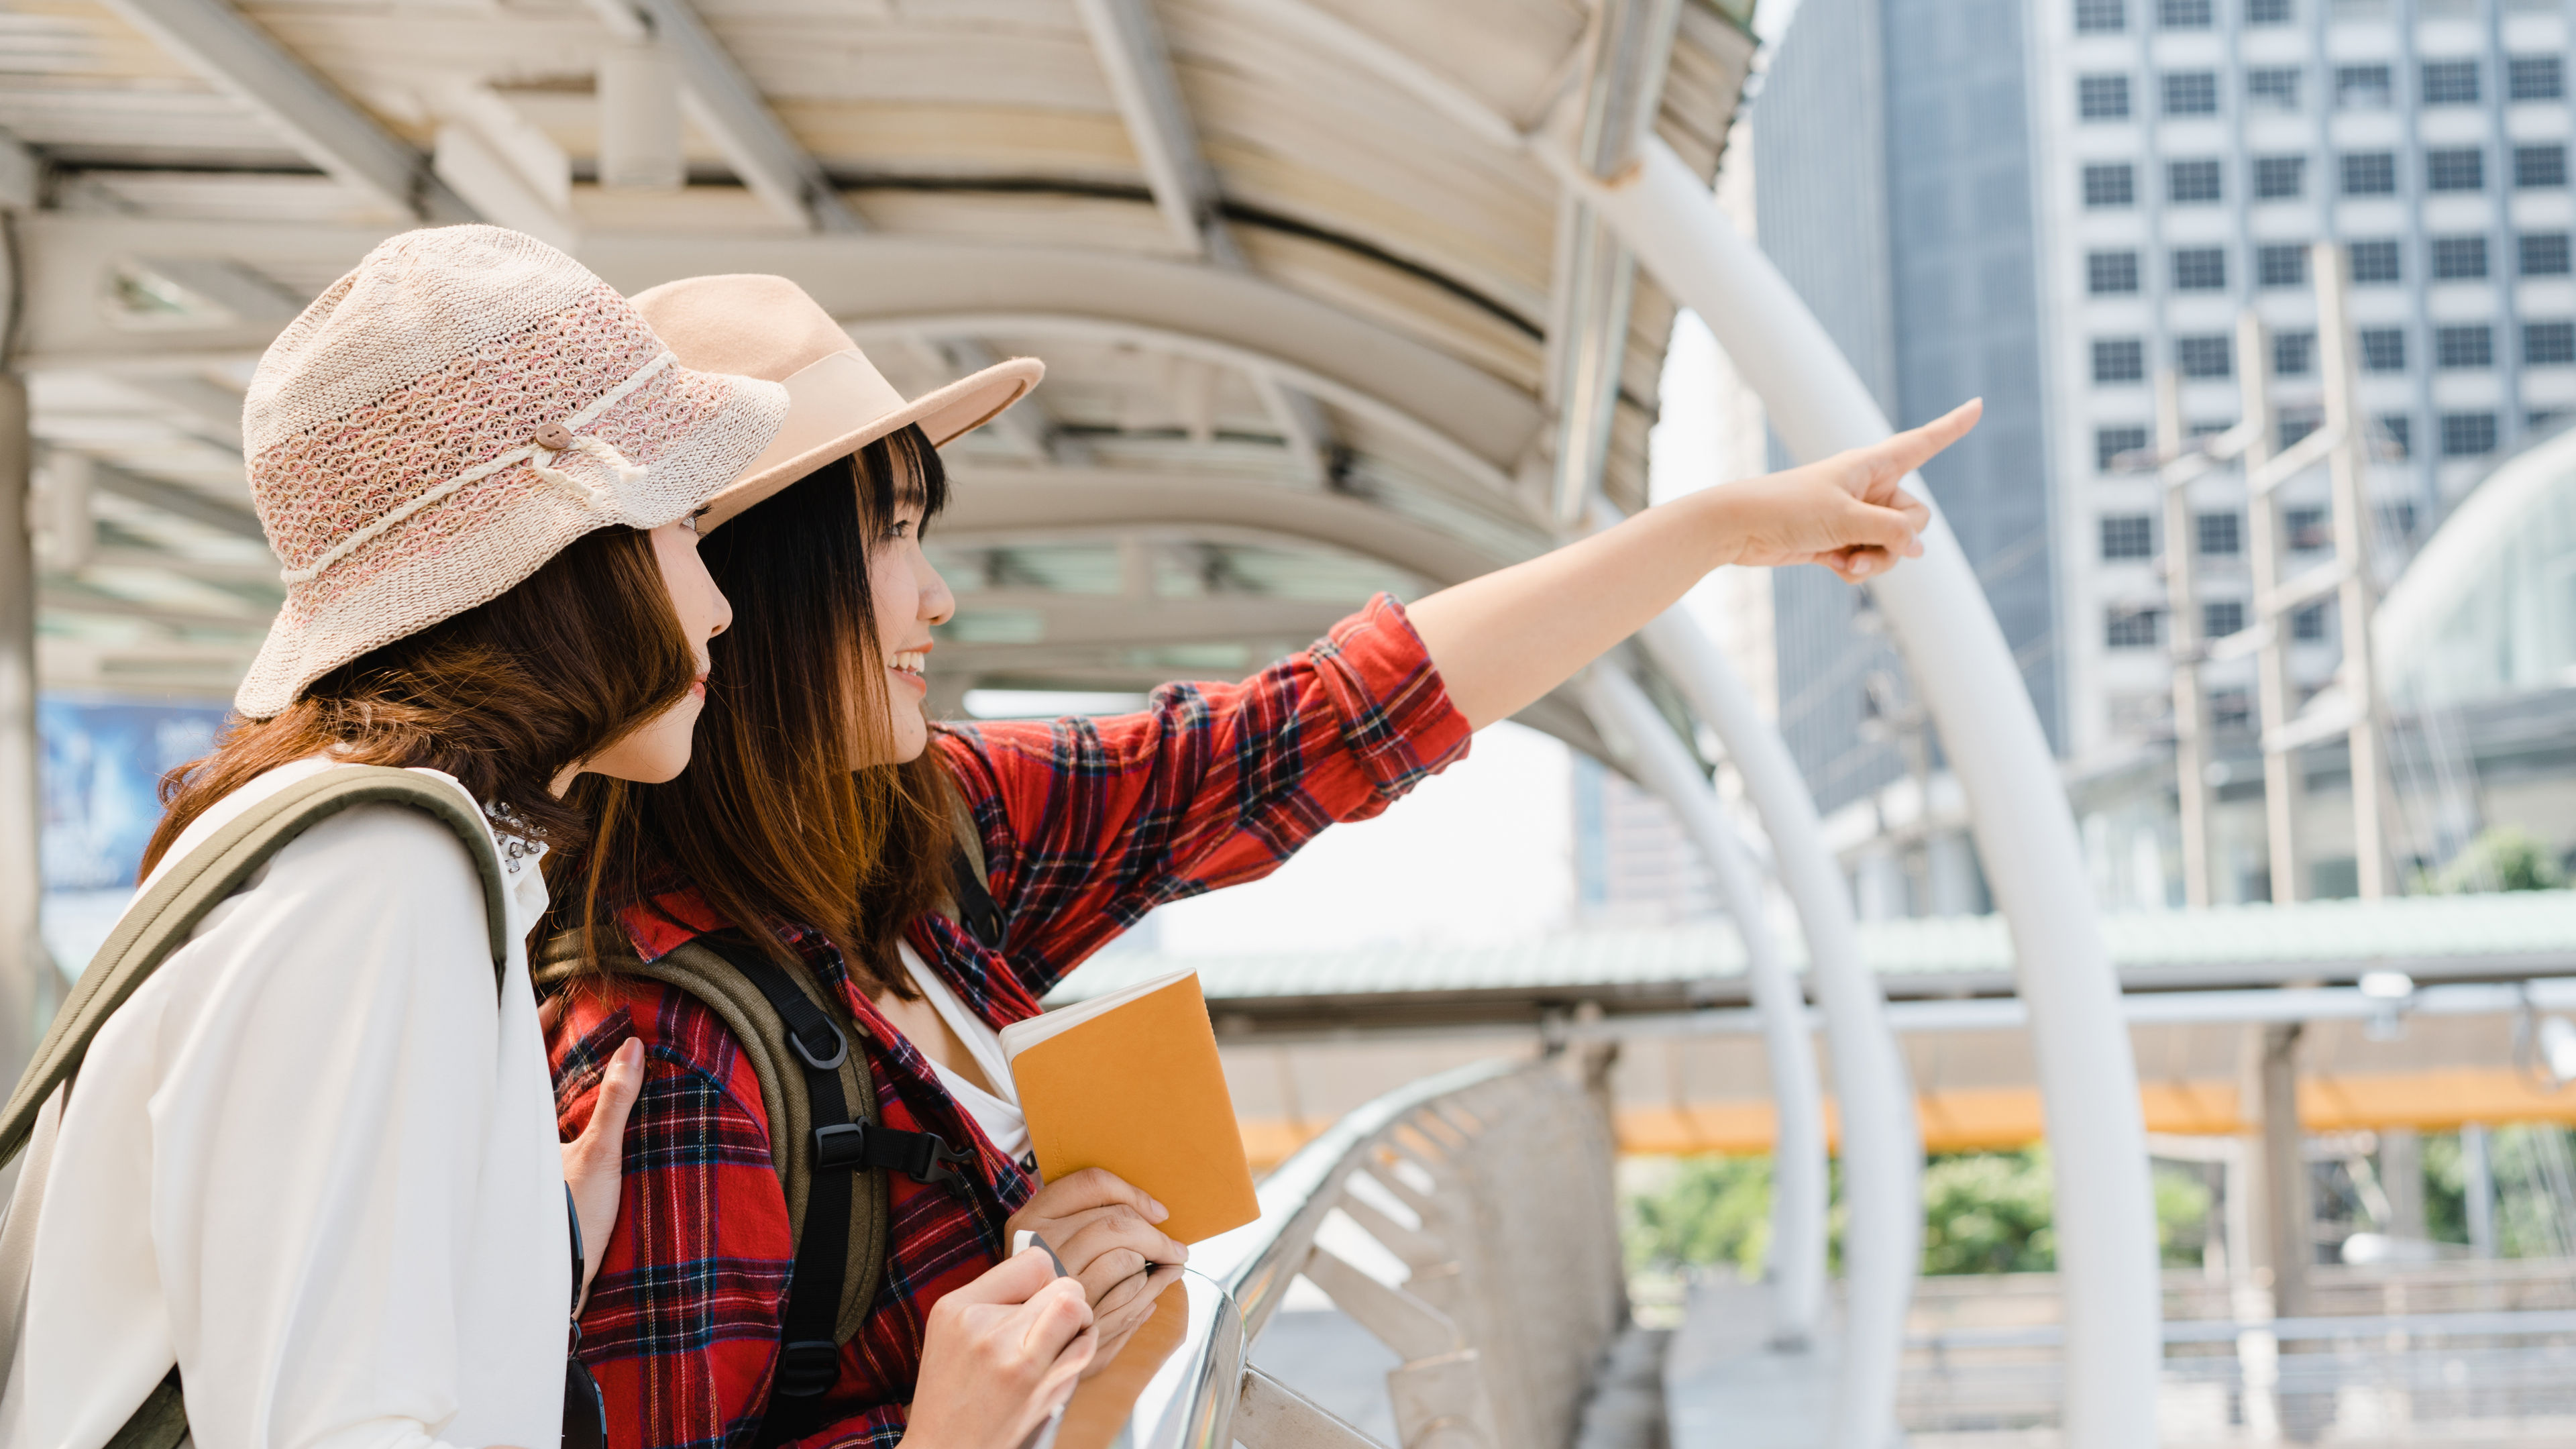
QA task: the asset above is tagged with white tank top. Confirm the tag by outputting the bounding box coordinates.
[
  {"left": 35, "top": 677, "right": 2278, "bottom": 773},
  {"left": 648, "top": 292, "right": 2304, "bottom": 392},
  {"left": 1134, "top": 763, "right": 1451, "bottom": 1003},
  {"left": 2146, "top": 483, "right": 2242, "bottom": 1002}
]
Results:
[{"left": 895, "top": 941, "right": 1032, "bottom": 1165}]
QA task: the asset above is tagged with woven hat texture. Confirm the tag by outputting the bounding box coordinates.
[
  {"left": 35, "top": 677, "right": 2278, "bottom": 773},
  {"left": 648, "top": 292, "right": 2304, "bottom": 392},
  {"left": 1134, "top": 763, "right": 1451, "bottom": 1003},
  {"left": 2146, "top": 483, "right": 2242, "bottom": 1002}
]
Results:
[{"left": 235, "top": 225, "right": 788, "bottom": 718}]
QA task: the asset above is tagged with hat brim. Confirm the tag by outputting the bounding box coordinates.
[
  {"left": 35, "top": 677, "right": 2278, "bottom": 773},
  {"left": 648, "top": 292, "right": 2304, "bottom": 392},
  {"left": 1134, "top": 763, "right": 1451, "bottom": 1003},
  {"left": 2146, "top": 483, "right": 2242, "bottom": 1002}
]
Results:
[{"left": 699, "top": 352, "right": 1043, "bottom": 529}]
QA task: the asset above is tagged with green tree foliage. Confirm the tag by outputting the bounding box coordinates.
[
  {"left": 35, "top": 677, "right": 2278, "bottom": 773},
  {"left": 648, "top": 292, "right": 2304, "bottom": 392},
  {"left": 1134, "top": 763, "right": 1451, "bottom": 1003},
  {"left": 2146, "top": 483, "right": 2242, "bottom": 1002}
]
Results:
[
  {"left": 2423, "top": 826, "right": 2566, "bottom": 894},
  {"left": 1623, "top": 1148, "right": 2221, "bottom": 1279},
  {"left": 1920, "top": 1150, "right": 2056, "bottom": 1274}
]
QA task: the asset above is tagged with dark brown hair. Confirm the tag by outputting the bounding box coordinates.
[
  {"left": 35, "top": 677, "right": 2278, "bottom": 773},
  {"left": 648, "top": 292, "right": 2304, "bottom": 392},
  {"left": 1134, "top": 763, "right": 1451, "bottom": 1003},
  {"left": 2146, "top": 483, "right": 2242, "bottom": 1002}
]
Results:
[
  {"left": 553, "top": 425, "right": 955, "bottom": 996},
  {"left": 143, "top": 526, "right": 699, "bottom": 880}
]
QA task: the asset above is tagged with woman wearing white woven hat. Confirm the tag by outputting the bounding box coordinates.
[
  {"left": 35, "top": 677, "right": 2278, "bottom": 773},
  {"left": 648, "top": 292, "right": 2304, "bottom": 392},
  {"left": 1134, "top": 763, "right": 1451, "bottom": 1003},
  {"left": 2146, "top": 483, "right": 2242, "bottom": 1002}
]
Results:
[
  {"left": 537, "top": 274, "right": 1975, "bottom": 1449},
  {"left": 0, "top": 233, "right": 1099, "bottom": 1449}
]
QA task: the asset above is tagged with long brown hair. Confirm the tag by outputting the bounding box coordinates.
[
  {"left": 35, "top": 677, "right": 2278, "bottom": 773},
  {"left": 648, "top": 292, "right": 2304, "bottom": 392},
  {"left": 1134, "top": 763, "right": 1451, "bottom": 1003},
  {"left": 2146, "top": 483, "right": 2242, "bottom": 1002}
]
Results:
[
  {"left": 554, "top": 425, "right": 955, "bottom": 996},
  {"left": 144, "top": 526, "right": 699, "bottom": 879}
]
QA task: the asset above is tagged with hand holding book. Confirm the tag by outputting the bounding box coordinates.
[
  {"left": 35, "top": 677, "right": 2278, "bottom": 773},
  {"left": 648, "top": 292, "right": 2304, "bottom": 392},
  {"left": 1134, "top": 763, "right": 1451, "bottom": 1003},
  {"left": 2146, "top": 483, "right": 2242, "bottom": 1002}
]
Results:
[{"left": 1002, "top": 1169, "right": 1189, "bottom": 1373}]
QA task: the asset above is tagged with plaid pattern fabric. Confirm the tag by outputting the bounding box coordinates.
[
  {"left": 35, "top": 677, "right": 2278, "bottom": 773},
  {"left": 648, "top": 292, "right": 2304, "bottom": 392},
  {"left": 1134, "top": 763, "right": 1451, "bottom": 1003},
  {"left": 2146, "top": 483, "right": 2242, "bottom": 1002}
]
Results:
[{"left": 547, "top": 596, "right": 1470, "bottom": 1449}]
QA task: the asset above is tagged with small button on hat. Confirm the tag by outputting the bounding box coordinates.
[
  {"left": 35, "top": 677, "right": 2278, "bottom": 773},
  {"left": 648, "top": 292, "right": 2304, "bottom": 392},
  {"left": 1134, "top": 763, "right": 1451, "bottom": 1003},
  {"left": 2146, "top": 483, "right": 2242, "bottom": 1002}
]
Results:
[
  {"left": 237, "top": 225, "right": 792, "bottom": 719},
  {"left": 627, "top": 274, "right": 1043, "bottom": 529}
]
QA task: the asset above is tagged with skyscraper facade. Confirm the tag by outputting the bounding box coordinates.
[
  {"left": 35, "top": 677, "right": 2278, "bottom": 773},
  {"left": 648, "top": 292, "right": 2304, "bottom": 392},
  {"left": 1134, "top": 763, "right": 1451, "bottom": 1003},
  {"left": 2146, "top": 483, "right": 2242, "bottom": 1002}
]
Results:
[{"left": 1754, "top": 0, "right": 2573, "bottom": 907}]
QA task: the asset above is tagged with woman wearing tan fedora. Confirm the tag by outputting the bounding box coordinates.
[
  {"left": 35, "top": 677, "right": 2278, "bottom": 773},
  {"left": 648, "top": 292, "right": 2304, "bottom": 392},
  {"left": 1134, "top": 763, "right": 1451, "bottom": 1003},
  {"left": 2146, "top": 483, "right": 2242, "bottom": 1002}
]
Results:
[
  {"left": 0, "top": 232, "right": 1099, "bottom": 1449},
  {"left": 538, "top": 273, "right": 1978, "bottom": 1449}
]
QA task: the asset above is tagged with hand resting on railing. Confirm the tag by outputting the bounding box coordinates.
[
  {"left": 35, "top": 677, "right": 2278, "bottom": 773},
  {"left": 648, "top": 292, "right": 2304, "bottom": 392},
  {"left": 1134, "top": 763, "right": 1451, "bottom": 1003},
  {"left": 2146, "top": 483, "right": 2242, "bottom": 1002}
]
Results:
[
  {"left": 1004, "top": 1167, "right": 1191, "bottom": 1377},
  {"left": 899, "top": 1246, "right": 1099, "bottom": 1449}
]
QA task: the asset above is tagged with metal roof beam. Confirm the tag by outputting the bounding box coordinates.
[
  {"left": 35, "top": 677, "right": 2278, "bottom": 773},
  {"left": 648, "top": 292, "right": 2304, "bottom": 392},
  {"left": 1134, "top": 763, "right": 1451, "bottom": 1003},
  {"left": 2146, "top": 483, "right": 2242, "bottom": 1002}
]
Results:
[
  {"left": 1070, "top": 0, "right": 1335, "bottom": 480},
  {"left": 94, "top": 0, "right": 474, "bottom": 224},
  {"left": 584, "top": 0, "right": 858, "bottom": 233},
  {"left": 84, "top": 460, "right": 266, "bottom": 542}
]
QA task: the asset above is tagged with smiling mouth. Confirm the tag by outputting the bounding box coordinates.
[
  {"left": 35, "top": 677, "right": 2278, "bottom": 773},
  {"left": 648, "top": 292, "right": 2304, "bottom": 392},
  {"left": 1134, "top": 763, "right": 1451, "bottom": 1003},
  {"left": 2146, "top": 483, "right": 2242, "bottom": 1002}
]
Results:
[{"left": 890, "top": 649, "right": 927, "bottom": 678}]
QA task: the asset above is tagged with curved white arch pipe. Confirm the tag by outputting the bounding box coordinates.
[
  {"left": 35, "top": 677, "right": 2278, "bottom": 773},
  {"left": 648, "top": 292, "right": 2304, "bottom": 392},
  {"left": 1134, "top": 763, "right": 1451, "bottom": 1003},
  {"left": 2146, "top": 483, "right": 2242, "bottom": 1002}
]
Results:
[
  {"left": 1580, "top": 665, "right": 1828, "bottom": 1345},
  {"left": 1636, "top": 609, "right": 1921, "bottom": 1443},
  {"left": 1556, "top": 138, "right": 2161, "bottom": 1447}
]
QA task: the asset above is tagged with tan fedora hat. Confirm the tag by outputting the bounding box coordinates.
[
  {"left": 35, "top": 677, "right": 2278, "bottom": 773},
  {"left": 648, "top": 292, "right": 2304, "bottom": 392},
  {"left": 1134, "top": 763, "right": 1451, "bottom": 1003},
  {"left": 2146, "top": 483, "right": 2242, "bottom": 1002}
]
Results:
[{"left": 631, "top": 274, "right": 1041, "bottom": 527}]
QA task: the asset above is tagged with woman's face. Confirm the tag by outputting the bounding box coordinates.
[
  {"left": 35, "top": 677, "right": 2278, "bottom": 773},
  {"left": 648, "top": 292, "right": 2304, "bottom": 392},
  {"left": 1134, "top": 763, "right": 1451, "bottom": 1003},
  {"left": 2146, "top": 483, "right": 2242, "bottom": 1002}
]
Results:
[
  {"left": 857, "top": 469, "right": 955, "bottom": 767},
  {"left": 580, "top": 517, "right": 732, "bottom": 786}
]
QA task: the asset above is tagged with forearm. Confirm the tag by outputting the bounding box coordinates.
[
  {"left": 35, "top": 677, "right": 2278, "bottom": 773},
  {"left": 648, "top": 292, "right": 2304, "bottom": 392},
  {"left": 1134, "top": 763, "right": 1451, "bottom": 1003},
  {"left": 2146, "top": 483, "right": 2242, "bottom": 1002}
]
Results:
[{"left": 1405, "top": 488, "right": 1741, "bottom": 730}]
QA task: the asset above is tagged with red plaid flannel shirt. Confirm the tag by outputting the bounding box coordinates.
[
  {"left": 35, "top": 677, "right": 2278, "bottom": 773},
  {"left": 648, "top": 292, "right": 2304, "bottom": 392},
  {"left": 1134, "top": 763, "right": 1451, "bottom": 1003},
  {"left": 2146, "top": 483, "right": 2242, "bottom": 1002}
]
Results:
[{"left": 546, "top": 596, "right": 1470, "bottom": 1449}]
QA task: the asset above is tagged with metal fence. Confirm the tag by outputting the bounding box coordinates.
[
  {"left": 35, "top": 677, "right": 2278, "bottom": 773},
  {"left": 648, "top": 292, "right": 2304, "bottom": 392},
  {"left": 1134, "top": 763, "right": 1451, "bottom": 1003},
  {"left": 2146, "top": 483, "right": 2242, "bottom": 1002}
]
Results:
[{"left": 1087, "top": 1059, "right": 1626, "bottom": 1449}]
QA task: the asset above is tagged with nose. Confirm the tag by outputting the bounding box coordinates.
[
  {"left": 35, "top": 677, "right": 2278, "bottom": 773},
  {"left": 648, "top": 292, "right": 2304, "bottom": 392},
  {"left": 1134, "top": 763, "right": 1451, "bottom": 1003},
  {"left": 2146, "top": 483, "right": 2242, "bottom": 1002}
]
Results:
[
  {"left": 920, "top": 553, "right": 955, "bottom": 629},
  {"left": 706, "top": 576, "right": 734, "bottom": 640}
]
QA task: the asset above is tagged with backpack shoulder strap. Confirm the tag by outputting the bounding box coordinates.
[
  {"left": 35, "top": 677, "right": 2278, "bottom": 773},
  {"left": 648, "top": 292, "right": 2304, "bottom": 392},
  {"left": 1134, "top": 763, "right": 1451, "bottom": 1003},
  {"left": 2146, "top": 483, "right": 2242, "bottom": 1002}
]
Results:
[
  {"left": 0, "top": 765, "right": 509, "bottom": 1167},
  {"left": 937, "top": 786, "right": 1004, "bottom": 951}
]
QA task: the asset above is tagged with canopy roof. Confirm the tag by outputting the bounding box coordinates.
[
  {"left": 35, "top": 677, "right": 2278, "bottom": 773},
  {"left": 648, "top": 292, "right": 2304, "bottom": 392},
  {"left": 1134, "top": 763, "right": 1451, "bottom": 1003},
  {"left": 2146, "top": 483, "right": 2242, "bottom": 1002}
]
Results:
[{"left": 3, "top": 0, "right": 1755, "bottom": 751}]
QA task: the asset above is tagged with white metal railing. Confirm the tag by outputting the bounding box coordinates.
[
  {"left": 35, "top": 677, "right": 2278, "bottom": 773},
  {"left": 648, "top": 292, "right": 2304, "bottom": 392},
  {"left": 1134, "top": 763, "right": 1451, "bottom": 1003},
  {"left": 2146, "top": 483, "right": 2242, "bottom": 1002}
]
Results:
[{"left": 1098, "top": 1059, "right": 1625, "bottom": 1449}]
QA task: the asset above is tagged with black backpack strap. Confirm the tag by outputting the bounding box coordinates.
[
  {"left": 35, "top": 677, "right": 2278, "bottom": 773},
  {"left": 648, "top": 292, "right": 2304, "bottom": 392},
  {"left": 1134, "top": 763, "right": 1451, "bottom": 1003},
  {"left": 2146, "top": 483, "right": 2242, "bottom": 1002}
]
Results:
[
  {"left": 938, "top": 785, "right": 1005, "bottom": 951},
  {"left": 688, "top": 935, "right": 971, "bottom": 1436}
]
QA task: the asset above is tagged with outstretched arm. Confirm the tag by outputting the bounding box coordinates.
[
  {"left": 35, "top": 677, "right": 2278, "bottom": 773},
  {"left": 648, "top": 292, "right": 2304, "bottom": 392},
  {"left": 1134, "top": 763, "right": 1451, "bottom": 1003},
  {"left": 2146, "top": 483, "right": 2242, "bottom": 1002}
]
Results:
[{"left": 1406, "top": 400, "right": 1979, "bottom": 730}]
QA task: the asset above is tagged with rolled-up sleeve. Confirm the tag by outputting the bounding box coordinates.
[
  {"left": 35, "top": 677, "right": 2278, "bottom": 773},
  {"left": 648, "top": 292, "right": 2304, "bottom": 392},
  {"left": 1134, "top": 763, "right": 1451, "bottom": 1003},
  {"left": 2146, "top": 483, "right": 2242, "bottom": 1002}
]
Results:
[{"left": 935, "top": 594, "right": 1472, "bottom": 990}]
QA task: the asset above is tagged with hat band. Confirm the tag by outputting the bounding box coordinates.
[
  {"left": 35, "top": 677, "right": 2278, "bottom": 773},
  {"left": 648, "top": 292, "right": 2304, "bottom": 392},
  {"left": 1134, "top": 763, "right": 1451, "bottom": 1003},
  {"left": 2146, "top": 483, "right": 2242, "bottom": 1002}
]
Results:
[{"left": 277, "top": 352, "right": 680, "bottom": 586}]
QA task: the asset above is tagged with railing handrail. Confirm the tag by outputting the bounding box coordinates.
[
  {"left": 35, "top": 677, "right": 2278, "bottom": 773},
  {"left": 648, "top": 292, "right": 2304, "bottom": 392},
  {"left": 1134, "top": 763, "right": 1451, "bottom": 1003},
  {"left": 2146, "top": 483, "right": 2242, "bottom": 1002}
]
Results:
[{"left": 1108, "top": 1056, "right": 1569, "bottom": 1449}]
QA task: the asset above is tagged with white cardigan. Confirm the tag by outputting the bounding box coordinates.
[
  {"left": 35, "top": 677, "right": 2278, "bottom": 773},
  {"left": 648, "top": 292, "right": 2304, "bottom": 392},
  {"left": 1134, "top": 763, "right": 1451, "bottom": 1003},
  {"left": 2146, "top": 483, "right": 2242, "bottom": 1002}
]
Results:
[{"left": 1, "top": 760, "right": 566, "bottom": 1449}]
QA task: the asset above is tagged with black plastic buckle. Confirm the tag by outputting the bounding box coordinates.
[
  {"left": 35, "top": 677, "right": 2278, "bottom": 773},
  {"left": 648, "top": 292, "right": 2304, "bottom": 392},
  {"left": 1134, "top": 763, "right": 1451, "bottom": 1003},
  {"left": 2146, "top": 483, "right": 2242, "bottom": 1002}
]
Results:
[
  {"left": 811, "top": 1120, "right": 973, "bottom": 1185},
  {"left": 904, "top": 1132, "right": 975, "bottom": 1187},
  {"left": 788, "top": 1018, "right": 847, "bottom": 1071},
  {"left": 774, "top": 1339, "right": 839, "bottom": 1399}
]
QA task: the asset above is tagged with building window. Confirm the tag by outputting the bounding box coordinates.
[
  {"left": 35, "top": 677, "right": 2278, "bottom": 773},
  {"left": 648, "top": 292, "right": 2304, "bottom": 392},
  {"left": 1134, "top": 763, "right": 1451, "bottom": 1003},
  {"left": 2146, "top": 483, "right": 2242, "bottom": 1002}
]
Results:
[
  {"left": 2106, "top": 607, "right": 2164, "bottom": 649},
  {"left": 2212, "top": 690, "right": 2253, "bottom": 730},
  {"left": 2172, "top": 247, "right": 2229, "bottom": 290},
  {"left": 2253, "top": 156, "right": 2305, "bottom": 199},
  {"left": 2098, "top": 425, "right": 2150, "bottom": 470},
  {"left": 2101, "top": 514, "right": 2155, "bottom": 559},
  {"left": 2160, "top": 0, "right": 2212, "bottom": 23},
  {"left": 2094, "top": 337, "right": 2147, "bottom": 382},
  {"left": 2203, "top": 600, "right": 2247, "bottom": 637},
  {"left": 2533, "top": 409, "right": 2570, "bottom": 433},
  {"left": 2163, "top": 71, "right": 2219, "bottom": 115},
  {"left": 2198, "top": 511, "right": 2242, "bottom": 555},
  {"left": 2349, "top": 239, "right": 2402, "bottom": 283},
  {"left": 2341, "top": 152, "right": 2397, "bottom": 195},
  {"left": 2432, "top": 235, "right": 2489, "bottom": 279},
  {"left": 2521, "top": 232, "right": 2573, "bottom": 275},
  {"left": 2336, "top": 64, "right": 2394, "bottom": 109},
  {"left": 2257, "top": 244, "right": 2309, "bottom": 286},
  {"left": 2428, "top": 148, "right": 2485, "bottom": 192},
  {"left": 2280, "top": 409, "right": 2323, "bottom": 449},
  {"left": 2080, "top": 74, "right": 2132, "bottom": 119},
  {"left": 2178, "top": 333, "right": 2233, "bottom": 376},
  {"left": 2247, "top": 0, "right": 2294, "bottom": 19},
  {"left": 2510, "top": 56, "right": 2564, "bottom": 101},
  {"left": 2286, "top": 506, "right": 2329, "bottom": 551},
  {"left": 2167, "top": 158, "right": 2223, "bottom": 203},
  {"left": 2247, "top": 66, "right": 2302, "bottom": 111},
  {"left": 2422, "top": 60, "right": 2481, "bottom": 105},
  {"left": 2526, "top": 321, "right": 2576, "bottom": 365},
  {"left": 2441, "top": 411, "right": 2500, "bottom": 455},
  {"left": 2076, "top": 0, "right": 2127, "bottom": 30},
  {"left": 2084, "top": 162, "right": 2136, "bottom": 207},
  {"left": 2436, "top": 324, "right": 2494, "bottom": 368},
  {"left": 2375, "top": 414, "right": 2412, "bottom": 459},
  {"left": 2087, "top": 250, "right": 2141, "bottom": 294},
  {"left": 2381, "top": 500, "right": 2418, "bottom": 539},
  {"left": 2273, "top": 329, "right": 2318, "bottom": 376},
  {"left": 2292, "top": 602, "right": 2328, "bottom": 641},
  {"left": 2361, "top": 327, "right": 2407, "bottom": 371},
  {"left": 2516, "top": 145, "right": 2569, "bottom": 189}
]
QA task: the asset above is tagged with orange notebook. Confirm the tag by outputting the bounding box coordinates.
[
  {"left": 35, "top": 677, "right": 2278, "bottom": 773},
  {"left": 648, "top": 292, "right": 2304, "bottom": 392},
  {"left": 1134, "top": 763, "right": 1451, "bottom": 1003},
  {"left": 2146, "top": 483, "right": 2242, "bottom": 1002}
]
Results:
[{"left": 999, "top": 969, "right": 1260, "bottom": 1244}]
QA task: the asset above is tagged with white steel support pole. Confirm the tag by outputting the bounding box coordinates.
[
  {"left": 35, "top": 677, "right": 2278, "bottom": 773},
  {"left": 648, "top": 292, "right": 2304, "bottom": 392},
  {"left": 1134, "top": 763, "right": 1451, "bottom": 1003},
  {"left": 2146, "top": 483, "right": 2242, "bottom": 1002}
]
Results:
[
  {"left": 1580, "top": 666, "right": 1828, "bottom": 1346},
  {"left": 2237, "top": 315, "right": 2304, "bottom": 903},
  {"left": 1636, "top": 610, "right": 1921, "bottom": 1433},
  {"left": 1556, "top": 137, "right": 2161, "bottom": 1447},
  {"left": 0, "top": 377, "right": 44, "bottom": 1076},
  {"left": 2311, "top": 244, "right": 2396, "bottom": 899},
  {"left": 2159, "top": 370, "right": 2215, "bottom": 908}
]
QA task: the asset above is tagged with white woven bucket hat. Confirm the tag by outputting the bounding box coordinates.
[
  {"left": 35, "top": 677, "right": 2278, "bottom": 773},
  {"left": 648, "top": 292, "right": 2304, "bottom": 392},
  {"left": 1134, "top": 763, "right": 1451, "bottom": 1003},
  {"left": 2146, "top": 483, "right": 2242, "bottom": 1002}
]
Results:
[{"left": 236, "top": 226, "right": 790, "bottom": 719}]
